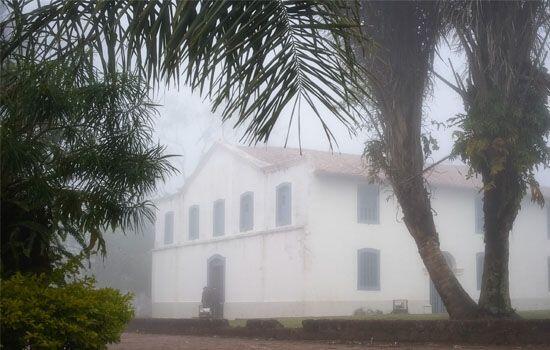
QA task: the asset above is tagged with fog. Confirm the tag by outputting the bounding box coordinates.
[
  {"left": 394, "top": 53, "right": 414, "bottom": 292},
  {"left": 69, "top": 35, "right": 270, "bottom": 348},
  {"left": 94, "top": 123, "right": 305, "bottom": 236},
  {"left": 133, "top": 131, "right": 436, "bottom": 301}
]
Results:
[
  {"left": 91, "top": 42, "right": 550, "bottom": 320},
  {"left": 153, "top": 43, "right": 550, "bottom": 195}
]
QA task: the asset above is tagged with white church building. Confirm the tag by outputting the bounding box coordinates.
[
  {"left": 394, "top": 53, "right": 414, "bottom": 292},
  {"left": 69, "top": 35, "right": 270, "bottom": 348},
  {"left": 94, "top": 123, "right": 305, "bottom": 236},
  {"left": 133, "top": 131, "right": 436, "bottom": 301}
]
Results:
[{"left": 151, "top": 142, "right": 550, "bottom": 319}]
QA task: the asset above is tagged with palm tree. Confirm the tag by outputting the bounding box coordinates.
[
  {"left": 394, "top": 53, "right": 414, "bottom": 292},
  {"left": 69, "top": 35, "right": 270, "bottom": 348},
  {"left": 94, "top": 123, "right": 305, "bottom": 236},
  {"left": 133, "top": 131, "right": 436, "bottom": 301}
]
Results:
[
  {"left": 0, "top": 60, "right": 175, "bottom": 276},
  {"left": 8, "top": 0, "right": 546, "bottom": 319},
  {"left": 1, "top": 0, "right": 369, "bottom": 146},
  {"left": 1, "top": 0, "right": 484, "bottom": 318},
  {"left": 357, "top": 1, "right": 480, "bottom": 319},
  {"left": 448, "top": 0, "right": 550, "bottom": 317},
  {"left": 0, "top": 0, "right": 369, "bottom": 274}
]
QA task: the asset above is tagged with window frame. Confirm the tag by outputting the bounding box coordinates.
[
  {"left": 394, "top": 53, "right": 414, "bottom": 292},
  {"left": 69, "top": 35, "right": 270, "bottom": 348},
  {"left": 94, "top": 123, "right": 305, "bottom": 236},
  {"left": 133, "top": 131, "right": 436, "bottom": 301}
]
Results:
[
  {"left": 188, "top": 205, "right": 200, "bottom": 240},
  {"left": 240, "top": 191, "right": 254, "bottom": 232},
  {"left": 357, "top": 248, "right": 381, "bottom": 291},
  {"left": 213, "top": 199, "right": 225, "bottom": 237},
  {"left": 164, "top": 211, "right": 174, "bottom": 245},
  {"left": 357, "top": 184, "right": 380, "bottom": 224},
  {"left": 276, "top": 182, "right": 292, "bottom": 227}
]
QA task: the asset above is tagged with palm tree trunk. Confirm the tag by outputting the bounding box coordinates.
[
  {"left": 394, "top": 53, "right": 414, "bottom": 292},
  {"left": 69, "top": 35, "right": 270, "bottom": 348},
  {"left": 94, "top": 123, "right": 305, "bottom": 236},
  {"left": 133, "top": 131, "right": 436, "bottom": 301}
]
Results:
[
  {"left": 357, "top": 0, "right": 481, "bottom": 319},
  {"left": 478, "top": 164, "right": 522, "bottom": 317},
  {"left": 387, "top": 140, "right": 480, "bottom": 319}
]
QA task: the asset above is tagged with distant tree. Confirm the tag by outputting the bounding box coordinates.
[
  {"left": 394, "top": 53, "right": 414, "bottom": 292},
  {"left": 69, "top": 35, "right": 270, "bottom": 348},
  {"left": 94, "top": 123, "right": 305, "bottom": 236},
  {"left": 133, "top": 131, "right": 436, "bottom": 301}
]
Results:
[
  {"left": 87, "top": 225, "right": 154, "bottom": 317},
  {"left": 0, "top": 60, "right": 175, "bottom": 276},
  {"left": 357, "top": 1, "right": 480, "bottom": 319},
  {"left": 448, "top": 0, "right": 550, "bottom": 317}
]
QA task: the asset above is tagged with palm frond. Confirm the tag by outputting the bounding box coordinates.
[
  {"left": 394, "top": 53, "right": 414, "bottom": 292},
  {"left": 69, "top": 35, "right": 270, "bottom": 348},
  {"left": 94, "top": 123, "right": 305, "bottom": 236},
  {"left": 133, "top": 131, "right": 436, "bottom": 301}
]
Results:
[{"left": 1, "top": 0, "right": 370, "bottom": 145}]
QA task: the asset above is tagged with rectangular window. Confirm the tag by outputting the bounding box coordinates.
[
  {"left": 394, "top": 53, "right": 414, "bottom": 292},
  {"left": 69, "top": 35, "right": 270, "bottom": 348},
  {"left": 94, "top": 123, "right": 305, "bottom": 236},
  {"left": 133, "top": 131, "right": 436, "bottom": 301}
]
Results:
[
  {"left": 189, "top": 205, "right": 199, "bottom": 240},
  {"left": 547, "top": 203, "right": 550, "bottom": 239},
  {"left": 213, "top": 199, "right": 225, "bottom": 237},
  {"left": 476, "top": 252, "right": 485, "bottom": 290},
  {"left": 240, "top": 192, "right": 254, "bottom": 232},
  {"left": 357, "top": 248, "right": 380, "bottom": 291},
  {"left": 357, "top": 184, "right": 379, "bottom": 224},
  {"left": 276, "top": 183, "right": 291, "bottom": 227},
  {"left": 475, "top": 195, "right": 484, "bottom": 234},
  {"left": 164, "top": 211, "right": 174, "bottom": 245}
]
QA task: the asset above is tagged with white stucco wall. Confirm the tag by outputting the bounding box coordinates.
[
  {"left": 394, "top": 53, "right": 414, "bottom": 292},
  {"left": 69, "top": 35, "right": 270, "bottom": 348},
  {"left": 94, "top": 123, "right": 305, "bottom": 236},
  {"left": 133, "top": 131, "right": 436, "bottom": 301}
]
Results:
[
  {"left": 152, "top": 146, "right": 314, "bottom": 318},
  {"left": 152, "top": 146, "right": 550, "bottom": 319},
  {"left": 307, "top": 175, "right": 550, "bottom": 315}
]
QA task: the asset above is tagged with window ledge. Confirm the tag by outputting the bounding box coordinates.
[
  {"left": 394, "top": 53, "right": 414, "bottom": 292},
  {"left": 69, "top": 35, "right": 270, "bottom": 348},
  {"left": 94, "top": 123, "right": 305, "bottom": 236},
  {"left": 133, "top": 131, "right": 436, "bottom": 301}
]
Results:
[{"left": 153, "top": 224, "right": 306, "bottom": 252}]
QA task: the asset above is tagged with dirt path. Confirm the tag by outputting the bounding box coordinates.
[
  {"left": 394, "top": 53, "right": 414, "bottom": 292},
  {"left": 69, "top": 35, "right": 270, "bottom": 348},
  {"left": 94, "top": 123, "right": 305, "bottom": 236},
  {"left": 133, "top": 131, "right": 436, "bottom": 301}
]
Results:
[{"left": 109, "top": 333, "right": 548, "bottom": 350}]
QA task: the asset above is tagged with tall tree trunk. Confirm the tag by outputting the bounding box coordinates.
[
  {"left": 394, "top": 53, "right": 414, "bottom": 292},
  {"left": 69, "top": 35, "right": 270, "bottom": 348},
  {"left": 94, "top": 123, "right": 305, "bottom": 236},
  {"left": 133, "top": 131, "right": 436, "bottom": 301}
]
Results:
[
  {"left": 357, "top": 1, "right": 481, "bottom": 319},
  {"left": 451, "top": 0, "right": 547, "bottom": 318},
  {"left": 383, "top": 105, "right": 480, "bottom": 319},
  {"left": 392, "top": 168, "right": 481, "bottom": 319},
  {"left": 478, "top": 163, "right": 522, "bottom": 317}
]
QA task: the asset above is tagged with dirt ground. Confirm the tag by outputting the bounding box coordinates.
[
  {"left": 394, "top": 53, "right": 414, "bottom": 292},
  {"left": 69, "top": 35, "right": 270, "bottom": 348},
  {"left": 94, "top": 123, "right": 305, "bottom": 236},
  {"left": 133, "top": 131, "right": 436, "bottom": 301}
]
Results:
[{"left": 109, "top": 333, "right": 549, "bottom": 350}]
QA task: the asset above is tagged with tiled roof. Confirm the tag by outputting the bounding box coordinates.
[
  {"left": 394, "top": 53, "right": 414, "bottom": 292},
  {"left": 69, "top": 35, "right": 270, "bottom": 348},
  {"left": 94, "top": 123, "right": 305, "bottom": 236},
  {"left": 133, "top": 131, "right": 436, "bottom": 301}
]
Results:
[{"left": 237, "top": 145, "right": 482, "bottom": 189}]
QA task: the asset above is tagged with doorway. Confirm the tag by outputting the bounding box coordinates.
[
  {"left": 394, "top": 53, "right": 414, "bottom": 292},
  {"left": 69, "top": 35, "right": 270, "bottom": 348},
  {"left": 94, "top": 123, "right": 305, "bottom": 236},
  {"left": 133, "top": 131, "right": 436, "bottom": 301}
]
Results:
[
  {"left": 429, "top": 251, "right": 455, "bottom": 314},
  {"left": 207, "top": 254, "right": 225, "bottom": 318}
]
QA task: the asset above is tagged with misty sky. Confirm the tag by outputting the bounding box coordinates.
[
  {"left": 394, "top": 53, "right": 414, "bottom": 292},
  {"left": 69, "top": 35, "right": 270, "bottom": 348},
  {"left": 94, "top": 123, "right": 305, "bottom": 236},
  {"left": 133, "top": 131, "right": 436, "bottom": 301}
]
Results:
[{"left": 153, "top": 43, "right": 550, "bottom": 196}]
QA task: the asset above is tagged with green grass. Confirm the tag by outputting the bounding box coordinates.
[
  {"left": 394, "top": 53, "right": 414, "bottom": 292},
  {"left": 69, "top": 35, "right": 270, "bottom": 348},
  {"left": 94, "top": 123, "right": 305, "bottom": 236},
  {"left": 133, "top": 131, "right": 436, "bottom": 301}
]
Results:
[
  {"left": 518, "top": 310, "right": 550, "bottom": 319},
  {"left": 228, "top": 310, "right": 550, "bottom": 328}
]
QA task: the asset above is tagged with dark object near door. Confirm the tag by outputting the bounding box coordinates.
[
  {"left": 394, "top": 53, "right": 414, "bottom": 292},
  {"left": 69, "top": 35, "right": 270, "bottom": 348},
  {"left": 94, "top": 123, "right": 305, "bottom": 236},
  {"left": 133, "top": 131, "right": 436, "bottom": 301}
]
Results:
[
  {"left": 207, "top": 255, "right": 225, "bottom": 318},
  {"left": 391, "top": 299, "right": 409, "bottom": 314}
]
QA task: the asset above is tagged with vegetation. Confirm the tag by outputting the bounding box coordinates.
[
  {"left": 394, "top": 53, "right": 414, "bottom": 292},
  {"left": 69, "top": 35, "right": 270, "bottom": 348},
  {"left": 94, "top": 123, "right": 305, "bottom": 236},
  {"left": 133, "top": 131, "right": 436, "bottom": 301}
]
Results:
[
  {"left": 1, "top": 269, "right": 134, "bottom": 349},
  {"left": 1, "top": 0, "right": 548, "bottom": 322},
  {"left": 359, "top": 0, "right": 549, "bottom": 318},
  {"left": 86, "top": 225, "right": 155, "bottom": 317},
  {"left": 1, "top": 0, "right": 368, "bottom": 146},
  {"left": 358, "top": 1, "right": 479, "bottom": 319},
  {"left": 229, "top": 310, "right": 550, "bottom": 328},
  {"left": 0, "top": 60, "right": 174, "bottom": 276},
  {"left": 448, "top": 0, "right": 550, "bottom": 317}
]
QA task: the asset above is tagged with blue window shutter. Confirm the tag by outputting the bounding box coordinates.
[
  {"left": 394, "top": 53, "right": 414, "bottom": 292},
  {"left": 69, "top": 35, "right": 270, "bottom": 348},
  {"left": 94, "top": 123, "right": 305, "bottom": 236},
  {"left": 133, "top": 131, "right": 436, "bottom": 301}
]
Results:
[
  {"left": 240, "top": 192, "right": 254, "bottom": 232},
  {"left": 358, "top": 184, "right": 379, "bottom": 224},
  {"left": 476, "top": 252, "right": 484, "bottom": 290},
  {"left": 475, "top": 195, "right": 484, "bottom": 234},
  {"left": 189, "top": 205, "right": 199, "bottom": 240},
  {"left": 164, "top": 211, "right": 174, "bottom": 244},
  {"left": 357, "top": 250, "right": 365, "bottom": 289},
  {"left": 213, "top": 199, "right": 225, "bottom": 236},
  {"left": 276, "top": 183, "right": 291, "bottom": 226},
  {"left": 357, "top": 248, "right": 380, "bottom": 291}
]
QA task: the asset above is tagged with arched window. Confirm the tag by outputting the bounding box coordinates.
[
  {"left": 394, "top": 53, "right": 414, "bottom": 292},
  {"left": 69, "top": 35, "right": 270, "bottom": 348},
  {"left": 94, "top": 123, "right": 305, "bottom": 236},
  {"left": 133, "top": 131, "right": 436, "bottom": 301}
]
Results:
[
  {"left": 164, "top": 211, "right": 174, "bottom": 245},
  {"left": 276, "top": 182, "right": 292, "bottom": 226},
  {"left": 213, "top": 199, "right": 225, "bottom": 237},
  {"left": 357, "top": 248, "right": 380, "bottom": 291},
  {"left": 189, "top": 205, "right": 199, "bottom": 240},
  {"left": 240, "top": 192, "right": 254, "bottom": 232}
]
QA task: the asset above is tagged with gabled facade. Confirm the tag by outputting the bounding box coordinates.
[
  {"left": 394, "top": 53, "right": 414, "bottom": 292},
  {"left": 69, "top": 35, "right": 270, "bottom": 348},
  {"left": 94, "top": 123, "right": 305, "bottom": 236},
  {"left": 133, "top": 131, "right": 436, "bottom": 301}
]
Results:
[{"left": 152, "top": 143, "right": 550, "bottom": 319}]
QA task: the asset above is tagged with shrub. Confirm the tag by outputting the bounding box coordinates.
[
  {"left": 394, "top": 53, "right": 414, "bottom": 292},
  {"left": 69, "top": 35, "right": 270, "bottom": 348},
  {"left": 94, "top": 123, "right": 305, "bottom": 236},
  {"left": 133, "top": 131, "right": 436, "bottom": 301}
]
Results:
[{"left": 1, "top": 272, "right": 134, "bottom": 349}]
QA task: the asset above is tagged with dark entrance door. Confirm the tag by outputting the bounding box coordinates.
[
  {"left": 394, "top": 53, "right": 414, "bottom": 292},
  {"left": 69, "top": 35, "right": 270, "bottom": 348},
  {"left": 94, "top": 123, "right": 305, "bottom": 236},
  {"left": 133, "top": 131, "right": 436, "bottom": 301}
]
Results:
[
  {"left": 429, "top": 252, "right": 455, "bottom": 314},
  {"left": 207, "top": 255, "right": 225, "bottom": 318}
]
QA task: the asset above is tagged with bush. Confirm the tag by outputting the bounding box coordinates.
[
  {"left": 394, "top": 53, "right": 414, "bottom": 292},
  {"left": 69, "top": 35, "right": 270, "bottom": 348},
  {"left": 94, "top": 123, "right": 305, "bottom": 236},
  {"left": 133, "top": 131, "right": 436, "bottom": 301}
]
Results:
[{"left": 1, "top": 272, "right": 134, "bottom": 349}]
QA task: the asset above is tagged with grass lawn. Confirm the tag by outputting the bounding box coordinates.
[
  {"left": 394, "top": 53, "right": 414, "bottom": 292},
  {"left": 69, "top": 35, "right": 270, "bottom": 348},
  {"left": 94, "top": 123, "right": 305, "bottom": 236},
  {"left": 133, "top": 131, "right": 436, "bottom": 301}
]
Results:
[{"left": 228, "top": 310, "right": 550, "bottom": 328}]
